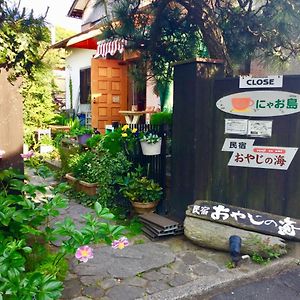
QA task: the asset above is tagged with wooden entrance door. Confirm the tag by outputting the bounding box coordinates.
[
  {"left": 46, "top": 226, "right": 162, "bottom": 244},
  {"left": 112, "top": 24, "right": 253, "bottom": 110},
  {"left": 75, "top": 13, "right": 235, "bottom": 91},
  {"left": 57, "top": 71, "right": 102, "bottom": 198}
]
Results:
[{"left": 91, "top": 59, "right": 127, "bottom": 133}]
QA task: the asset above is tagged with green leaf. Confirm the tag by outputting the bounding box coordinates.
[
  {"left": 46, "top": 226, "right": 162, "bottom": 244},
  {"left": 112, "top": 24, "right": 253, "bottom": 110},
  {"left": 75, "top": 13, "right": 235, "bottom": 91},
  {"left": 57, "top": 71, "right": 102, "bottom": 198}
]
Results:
[{"left": 94, "top": 202, "right": 102, "bottom": 215}]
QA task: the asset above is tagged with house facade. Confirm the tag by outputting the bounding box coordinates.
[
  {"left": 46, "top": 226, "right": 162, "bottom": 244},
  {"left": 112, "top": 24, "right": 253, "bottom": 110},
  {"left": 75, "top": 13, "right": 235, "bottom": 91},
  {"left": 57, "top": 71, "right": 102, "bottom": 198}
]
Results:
[{"left": 54, "top": 0, "right": 160, "bottom": 133}]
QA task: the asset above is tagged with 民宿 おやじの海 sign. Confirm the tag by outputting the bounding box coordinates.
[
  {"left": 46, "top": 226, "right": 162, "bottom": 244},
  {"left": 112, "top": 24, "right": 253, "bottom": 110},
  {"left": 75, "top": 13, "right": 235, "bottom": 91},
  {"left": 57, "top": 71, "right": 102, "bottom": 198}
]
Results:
[
  {"left": 216, "top": 91, "right": 300, "bottom": 117},
  {"left": 187, "top": 201, "right": 300, "bottom": 241}
]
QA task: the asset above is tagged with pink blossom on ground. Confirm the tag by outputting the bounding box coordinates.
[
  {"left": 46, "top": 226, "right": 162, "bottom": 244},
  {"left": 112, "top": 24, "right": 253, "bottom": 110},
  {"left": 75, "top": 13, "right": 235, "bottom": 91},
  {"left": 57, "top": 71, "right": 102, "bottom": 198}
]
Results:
[
  {"left": 0, "top": 150, "right": 5, "bottom": 159},
  {"left": 75, "top": 245, "right": 94, "bottom": 263},
  {"left": 20, "top": 150, "right": 34, "bottom": 159},
  {"left": 112, "top": 237, "right": 129, "bottom": 250}
]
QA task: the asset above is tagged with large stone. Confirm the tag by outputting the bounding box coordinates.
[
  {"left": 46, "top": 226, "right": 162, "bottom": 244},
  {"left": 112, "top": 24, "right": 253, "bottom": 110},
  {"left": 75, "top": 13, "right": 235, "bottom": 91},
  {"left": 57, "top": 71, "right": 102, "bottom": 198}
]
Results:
[
  {"left": 82, "top": 286, "right": 105, "bottom": 299},
  {"left": 61, "top": 278, "right": 82, "bottom": 299},
  {"left": 184, "top": 216, "right": 287, "bottom": 257},
  {"left": 106, "top": 285, "right": 144, "bottom": 300},
  {"left": 73, "top": 243, "right": 176, "bottom": 279}
]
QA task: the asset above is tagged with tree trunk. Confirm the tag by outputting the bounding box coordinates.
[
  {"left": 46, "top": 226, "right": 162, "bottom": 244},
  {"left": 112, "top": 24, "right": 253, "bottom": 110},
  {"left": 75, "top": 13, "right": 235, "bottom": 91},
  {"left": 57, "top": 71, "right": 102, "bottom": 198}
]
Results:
[{"left": 178, "top": 0, "right": 233, "bottom": 76}]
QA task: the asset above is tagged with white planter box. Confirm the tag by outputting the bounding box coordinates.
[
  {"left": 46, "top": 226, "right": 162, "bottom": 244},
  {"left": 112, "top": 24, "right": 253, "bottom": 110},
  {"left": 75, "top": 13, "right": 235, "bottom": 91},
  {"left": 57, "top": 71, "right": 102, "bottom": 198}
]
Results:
[
  {"left": 40, "top": 145, "right": 53, "bottom": 154},
  {"left": 140, "top": 140, "right": 162, "bottom": 156}
]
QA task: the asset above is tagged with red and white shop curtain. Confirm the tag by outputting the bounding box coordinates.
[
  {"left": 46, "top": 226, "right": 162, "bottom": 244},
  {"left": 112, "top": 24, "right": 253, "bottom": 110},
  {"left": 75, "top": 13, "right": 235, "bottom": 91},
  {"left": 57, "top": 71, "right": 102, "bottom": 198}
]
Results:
[{"left": 94, "top": 39, "right": 127, "bottom": 58}]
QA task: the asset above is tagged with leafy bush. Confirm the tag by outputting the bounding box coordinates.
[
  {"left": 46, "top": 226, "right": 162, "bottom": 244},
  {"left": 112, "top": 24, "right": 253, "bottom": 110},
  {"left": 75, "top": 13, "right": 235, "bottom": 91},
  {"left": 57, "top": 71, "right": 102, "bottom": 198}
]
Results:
[
  {"left": 68, "top": 150, "right": 99, "bottom": 183},
  {"left": 0, "top": 168, "right": 128, "bottom": 299},
  {"left": 118, "top": 167, "right": 163, "bottom": 203},
  {"left": 68, "top": 145, "right": 132, "bottom": 206},
  {"left": 102, "top": 125, "right": 139, "bottom": 156},
  {"left": 150, "top": 111, "right": 172, "bottom": 125},
  {"left": 86, "top": 134, "right": 102, "bottom": 148}
]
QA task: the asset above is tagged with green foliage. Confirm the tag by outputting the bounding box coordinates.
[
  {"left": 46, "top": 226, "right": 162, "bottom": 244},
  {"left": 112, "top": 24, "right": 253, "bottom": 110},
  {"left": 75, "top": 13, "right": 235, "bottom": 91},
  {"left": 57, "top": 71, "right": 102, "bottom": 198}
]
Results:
[
  {"left": 86, "top": 134, "right": 102, "bottom": 148},
  {"left": 100, "top": 0, "right": 208, "bottom": 105},
  {"left": 68, "top": 151, "right": 99, "bottom": 183},
  {"left": 102, "top": 125, "right": 139, "bottom": 156},
  {"left": 0, "top": 1, "right": 50, "bottom": 80},
  {"left": 70, "top": 126, "right": 94, "bottom": 137},
  {"left": 68, "top": 145, "right": 132, "bottom": 206},
  {"left": 150, "top": 111, "right": 172, "bottom": 126},
  {"left": 245, "top": 234, "right": 283, "bottom": 264},
  {"left": 225, "top": 260, "right": 236, "bottom": 269},
  {"left": 0, "top": 168, "right": 128, "bottom": 299},
  {"left": 139, "top": 132, "right": 161, "bottom": 144},
  {"left": 118, "top": 167, "right": 163, "bottom": 203}
]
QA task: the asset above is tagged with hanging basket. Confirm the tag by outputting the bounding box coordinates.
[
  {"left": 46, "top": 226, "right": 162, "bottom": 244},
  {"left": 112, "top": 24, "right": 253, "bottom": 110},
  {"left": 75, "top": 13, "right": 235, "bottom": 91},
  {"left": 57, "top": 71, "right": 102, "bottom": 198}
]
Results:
[{"left": 140, "top": 140, "right": 162, "bottom": 156}]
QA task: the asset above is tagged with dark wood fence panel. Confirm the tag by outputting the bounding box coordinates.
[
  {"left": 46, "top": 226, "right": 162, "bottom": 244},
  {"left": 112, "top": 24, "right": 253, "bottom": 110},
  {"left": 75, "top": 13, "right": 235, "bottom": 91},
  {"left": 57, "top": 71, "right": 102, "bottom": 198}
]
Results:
[
  {"left": 0, "top": 70, "right": 24, "bottom": 172},
  {"left": 171, "top": 59, "right": 300, "bottom": 220}
]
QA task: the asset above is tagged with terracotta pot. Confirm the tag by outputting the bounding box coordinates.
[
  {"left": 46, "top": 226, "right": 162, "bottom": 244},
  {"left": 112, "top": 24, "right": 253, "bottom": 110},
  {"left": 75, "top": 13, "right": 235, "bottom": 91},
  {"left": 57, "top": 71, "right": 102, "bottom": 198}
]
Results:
[
  {"left": 131, "top": 200, "right": 159, "bottom": 214},
  {"left": 65, "top": 173, "right": 98, "bottom": 196}
]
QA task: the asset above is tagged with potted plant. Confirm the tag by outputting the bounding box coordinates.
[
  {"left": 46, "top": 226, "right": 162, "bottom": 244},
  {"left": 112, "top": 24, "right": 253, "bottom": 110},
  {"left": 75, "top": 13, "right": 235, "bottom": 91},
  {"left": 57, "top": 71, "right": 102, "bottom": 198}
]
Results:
[
  {"left": 66, "top": 151, "right": 99, "bottom": 195},
  {"left": 139, "top": 132, "right": 162, "bottom": 155},
  {"left": 118, "top": 167, "right": 163, "bottom": 214},
  {"left": 71, "top": 126, "right": 94, "bottom": 145}
]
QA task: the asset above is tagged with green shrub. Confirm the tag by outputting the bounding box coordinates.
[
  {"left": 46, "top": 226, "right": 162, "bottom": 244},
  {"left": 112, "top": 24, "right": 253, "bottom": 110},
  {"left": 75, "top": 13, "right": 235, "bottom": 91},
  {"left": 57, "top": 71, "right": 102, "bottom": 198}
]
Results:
[
  {"left": 86, "top": 134, "right": 102, "bottom": 148},
  {"left": 0, "top": 168, "right": 128, "bottom": 299},
  {"left": 150, "top": 111, "right": 172, "bottom": 125}
]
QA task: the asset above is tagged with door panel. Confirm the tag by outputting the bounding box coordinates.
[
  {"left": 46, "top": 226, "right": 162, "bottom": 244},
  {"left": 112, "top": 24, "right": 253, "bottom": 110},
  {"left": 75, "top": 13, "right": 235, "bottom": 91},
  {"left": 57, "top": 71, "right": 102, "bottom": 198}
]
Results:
[{"left": 91, "top": 59, "right": 127, "bottom": 133}]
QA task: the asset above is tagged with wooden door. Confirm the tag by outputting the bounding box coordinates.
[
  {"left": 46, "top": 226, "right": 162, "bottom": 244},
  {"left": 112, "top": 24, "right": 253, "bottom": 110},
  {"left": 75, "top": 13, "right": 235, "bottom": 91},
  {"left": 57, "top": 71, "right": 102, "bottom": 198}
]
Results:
[{"left": 91, "top": 59, "right": 127, "bottom": 133}]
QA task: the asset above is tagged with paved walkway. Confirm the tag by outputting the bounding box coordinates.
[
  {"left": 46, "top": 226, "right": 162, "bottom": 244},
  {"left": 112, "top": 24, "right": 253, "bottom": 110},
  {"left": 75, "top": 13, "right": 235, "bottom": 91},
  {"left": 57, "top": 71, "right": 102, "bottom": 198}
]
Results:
[{"left": 26, "top": 168, "right": 300, "bottom": 300}]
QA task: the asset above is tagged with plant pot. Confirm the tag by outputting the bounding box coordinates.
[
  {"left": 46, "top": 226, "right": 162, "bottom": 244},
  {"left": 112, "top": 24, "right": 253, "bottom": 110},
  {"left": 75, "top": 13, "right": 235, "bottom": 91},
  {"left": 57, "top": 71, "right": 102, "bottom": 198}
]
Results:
[
  {"left": 130, "top": 200, "right": 159, "bottom": 214},
  {"left": 140, "top": 140, "right": 162, "bottom": 156},
  {"left": 77, "top": 134, "right": 92, "bottom": 145},
  {"left": 65, "top": 173, "right": 98, "bottom": 196}
]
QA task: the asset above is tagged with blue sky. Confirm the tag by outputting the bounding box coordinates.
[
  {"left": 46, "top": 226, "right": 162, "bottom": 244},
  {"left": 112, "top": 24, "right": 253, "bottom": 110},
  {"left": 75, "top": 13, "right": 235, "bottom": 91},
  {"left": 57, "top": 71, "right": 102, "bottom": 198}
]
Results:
[{"left": 18, "top": 0, "right": 81, "bottom": 32}]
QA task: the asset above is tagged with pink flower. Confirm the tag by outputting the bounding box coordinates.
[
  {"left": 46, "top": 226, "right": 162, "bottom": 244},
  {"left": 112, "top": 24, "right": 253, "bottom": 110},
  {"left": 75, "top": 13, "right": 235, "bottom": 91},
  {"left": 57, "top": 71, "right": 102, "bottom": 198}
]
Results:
[
  {"left": 0, "top": 150, "right": 5, "bottom": 159},
  {"left": 20, "top": 150, "right": 34, "bottom": 159},
  {"left": 75, "top": 245, "right": 94, "bottom": 263},
  {"left": 112, "top": 237, "right": 129, "bottom": 250}
]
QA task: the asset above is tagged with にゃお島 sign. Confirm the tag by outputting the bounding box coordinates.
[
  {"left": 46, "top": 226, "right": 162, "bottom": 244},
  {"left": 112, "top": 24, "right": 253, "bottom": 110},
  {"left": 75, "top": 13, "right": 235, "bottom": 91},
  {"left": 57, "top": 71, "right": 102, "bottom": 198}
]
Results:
[{"left": 216, "top": 91, "right": 300, "bottom": 117}]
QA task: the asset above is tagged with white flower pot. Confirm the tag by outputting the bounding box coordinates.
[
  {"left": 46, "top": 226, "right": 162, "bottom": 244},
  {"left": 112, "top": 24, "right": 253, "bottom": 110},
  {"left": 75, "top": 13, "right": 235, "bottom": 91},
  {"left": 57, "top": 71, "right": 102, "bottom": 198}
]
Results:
[{"left": 140, "top": 140, "right": 162, "bottom": 156}]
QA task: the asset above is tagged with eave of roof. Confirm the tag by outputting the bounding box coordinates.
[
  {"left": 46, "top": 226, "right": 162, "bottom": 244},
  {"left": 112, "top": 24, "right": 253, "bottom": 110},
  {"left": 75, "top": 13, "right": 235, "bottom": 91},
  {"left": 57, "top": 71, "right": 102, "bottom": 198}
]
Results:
[{"left": 51, "top": 25, "right": 101, "bottom": 49}]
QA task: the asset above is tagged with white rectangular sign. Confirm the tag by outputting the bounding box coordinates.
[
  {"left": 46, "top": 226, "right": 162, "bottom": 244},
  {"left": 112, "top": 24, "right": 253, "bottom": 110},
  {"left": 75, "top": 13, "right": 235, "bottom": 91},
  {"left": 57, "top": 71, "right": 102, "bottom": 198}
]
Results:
[
  {"left": 239, "top": 75, "right": 283, "bottom": 89},
  {"left": 222, "top": 138, "right": 255, "bottom": 152},
  {"left": 247, "top": 120, "right": 272, "bottom": 137},
  {"left": 225, "top": 119, "right": 248, "bottom": 135},
  {"left": 228, "top": 146, "right": 298, "bottom": 170}
]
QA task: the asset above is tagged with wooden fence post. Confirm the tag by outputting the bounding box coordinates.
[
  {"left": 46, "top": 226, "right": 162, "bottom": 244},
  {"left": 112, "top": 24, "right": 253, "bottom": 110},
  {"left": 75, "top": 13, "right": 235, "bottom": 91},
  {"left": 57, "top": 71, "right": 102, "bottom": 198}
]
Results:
[{"left": 170, "top": 58, "right": 224, "bottom": 220}]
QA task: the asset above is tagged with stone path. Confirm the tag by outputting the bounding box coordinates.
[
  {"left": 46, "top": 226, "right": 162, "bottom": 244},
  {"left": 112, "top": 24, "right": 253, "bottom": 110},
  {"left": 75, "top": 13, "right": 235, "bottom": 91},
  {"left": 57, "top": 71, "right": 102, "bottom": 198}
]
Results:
[{"left": 26, "top": 168, "right": 300, "bottom": 300}]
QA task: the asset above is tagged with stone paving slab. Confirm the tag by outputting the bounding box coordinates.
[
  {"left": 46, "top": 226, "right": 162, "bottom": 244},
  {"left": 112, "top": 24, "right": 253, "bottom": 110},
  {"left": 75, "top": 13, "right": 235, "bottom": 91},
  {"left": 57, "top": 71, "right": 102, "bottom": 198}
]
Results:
[{"left": 73, "top": 243, "right": 176, "bottom": 279}]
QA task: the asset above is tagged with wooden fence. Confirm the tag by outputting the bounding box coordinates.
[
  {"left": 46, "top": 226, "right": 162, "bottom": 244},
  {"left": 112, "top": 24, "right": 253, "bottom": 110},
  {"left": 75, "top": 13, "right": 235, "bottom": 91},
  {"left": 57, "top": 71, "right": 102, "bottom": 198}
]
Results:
[{"left": 171, "top": 58, "right": 300, "bottom": 220}]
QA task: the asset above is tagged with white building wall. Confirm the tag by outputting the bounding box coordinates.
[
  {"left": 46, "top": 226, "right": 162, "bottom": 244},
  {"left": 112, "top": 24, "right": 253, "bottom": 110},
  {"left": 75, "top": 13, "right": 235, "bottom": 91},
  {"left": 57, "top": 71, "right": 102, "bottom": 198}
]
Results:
[{"left": 65, "top": 48, "right": 96, "bottom": 112}]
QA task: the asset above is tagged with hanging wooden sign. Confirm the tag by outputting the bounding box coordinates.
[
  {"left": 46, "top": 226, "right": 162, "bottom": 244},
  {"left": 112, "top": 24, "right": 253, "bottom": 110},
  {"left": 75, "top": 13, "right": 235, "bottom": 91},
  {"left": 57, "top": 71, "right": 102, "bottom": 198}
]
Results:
[{"left": 216, "top": 91, "right": 300, "bottom": 117}]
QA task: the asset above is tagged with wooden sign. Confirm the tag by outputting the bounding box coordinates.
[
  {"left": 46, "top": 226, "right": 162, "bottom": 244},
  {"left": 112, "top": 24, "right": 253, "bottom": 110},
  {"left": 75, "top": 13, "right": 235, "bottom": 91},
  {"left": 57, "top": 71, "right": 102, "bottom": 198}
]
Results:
[
  {"left": 216, "top": 91, "right": 300, "bottom": 117},
  {"left": 187, "top": 200, "right": 300, "bottom": 241},
  {"left": 227, "top": 145, "right": 298, "bottom": 170}
]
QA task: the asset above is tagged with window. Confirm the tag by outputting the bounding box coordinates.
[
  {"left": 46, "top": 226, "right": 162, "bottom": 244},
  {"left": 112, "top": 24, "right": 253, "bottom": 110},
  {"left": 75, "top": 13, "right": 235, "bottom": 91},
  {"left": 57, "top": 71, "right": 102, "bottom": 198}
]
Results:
[{"left": 80, "top": 68, "right": 91, "bottom": 104}]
